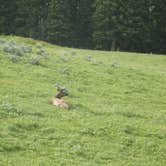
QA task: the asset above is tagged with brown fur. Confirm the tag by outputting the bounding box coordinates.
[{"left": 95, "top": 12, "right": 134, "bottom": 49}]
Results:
[{"left": 51, "top": 97, "right": 69, "bottom": 109}]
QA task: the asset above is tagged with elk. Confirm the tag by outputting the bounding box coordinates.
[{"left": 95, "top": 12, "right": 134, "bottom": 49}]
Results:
[{"left": 51, "top": 85, "right": 69, "bottom": 109}]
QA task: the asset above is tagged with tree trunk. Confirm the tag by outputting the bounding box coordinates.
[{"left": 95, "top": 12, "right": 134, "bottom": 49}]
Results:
[{"left": 111, "top": 39, "right": 116, "bottom": 51}]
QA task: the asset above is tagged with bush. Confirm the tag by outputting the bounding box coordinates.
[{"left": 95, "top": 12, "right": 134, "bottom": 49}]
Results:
[
  {"left": 36, "top": 46, "right": 50, "bottom": 60},
  {"left": 0, "top": 102, "right": 17, "bottom": 113},
  {"left": 58, "top": 57, "right": 69, "bottom": 63},
  {"left": 0, "top": 39, "right": 6, "bottom": 45},
  {"left": 70, "top": 50, "right": 77, "bottom": 55},
  {"left": 3, "top": 41, "right": 32, "bottom": 56},
  {"left": 84, "top": 55, "right": 92, "bottom": 61},
  {"left": 63, "top": 51, "right": 69, "bottom": 56},
  {"left": 36, "top": 43, "right": 43, "bottom": 49},
  {"left": 7, "top": 54, "right": 21, "bottom": 63},
  {"left": 111, "top": 61, "right": 120, "bottom": 68},
  {"left": 60, "top": 67, "right": 70, "bottom": 75},
  {"left": 28, "top": 56, "right": 40, "bottom": 65},
  {"left": 37, "top": 49, "right": 45, "bottom": 56},
  {"left": 21, "top": 44, "right": 32, "bottom": 54},
  {"left": 3, "top": 45, "right": 23, "bottom": 56}
]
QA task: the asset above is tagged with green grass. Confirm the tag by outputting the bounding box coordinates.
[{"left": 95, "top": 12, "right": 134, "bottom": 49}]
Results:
[{"left": 0, "top": 36, "right": 166, "bottom": 166}]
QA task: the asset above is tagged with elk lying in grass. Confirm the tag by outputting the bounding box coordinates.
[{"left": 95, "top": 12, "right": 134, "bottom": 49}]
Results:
[{"left": 51, "top": 86, "right": 69, "bottom": 109}]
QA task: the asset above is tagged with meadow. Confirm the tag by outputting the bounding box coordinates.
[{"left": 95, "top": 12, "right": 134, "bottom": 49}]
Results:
[{"left": 0, "top": 36, "right": 166, "bottom": 166}]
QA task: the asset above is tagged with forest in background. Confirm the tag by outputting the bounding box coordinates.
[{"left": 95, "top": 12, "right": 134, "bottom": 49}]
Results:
[{"left": 0, "top": 0, "right": 166, "bottom": 54}]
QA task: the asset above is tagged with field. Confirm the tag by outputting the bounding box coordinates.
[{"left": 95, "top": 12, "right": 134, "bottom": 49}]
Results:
[{"left": 0, "top": 36, "right": 166, "bottom": 166}]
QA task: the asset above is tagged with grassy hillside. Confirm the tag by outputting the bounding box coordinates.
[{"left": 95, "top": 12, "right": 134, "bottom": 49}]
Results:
[{"left": 0, "top": 36, "right": 166, "bottom": 166}]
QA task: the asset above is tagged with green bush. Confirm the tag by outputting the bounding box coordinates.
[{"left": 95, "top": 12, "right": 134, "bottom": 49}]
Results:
[
  {"left": 28, "top": 56, "right": 40, "bottom": 65},
  {"left": 0, "top": 102, "right": 17, "bottom": 113},
  {"left": 37, "top": 49, "right": 45, "bottom": 56},
  {"left": 2, "top": 41, "right": 32, "bottom": 56},
  {"left": 70, "top": 50, "right": 77, "bottom": 55},
  {"left": 84, "top": 55, "right": 92, "bottom": 61},
  {"left": 7, "top": 54, "right": 21, "bottom": 63},
  {"left": 36, "top": 43, "right": 43, "bottom": 49}
]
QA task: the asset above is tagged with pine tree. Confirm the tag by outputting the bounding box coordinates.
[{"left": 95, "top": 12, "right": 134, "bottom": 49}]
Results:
[
  {"left": 69, "top": 0, "right": 94, "bottom": 48},
  {"left": 14, "top": 0, "right": 49, "bottom": 39},
  {"left": 93, "top": 0, "right": 126, "bottom": 50},
  {"left": 0, "top": 0, "right": 17, "bottom": 34},
  {"left": 45, "top": 0, "right": 73, "bottom": 46}
]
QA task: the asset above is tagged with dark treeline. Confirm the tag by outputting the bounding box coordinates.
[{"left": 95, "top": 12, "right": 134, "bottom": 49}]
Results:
[{"left": 0, "top": 0, "right": 166, "bottom": 54}]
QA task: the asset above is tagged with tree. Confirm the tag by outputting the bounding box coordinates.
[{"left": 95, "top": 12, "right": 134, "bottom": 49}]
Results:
[
  {"left": 69, "top": 0, "right": 94, "bottom": 48},
  {"left": 45, "top": 0, "right": 73, "bottom": 46},
  {"left": 93, "top": 0, "right": 127, "bottom": 50},
  {"left": 0, "top": 0, "right": 17, "bottom": 34},
  {"left": 14, "top": 0, "right": 49, "bottom": 39}
]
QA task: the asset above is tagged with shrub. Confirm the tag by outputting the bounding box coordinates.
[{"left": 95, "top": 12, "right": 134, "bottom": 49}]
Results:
[
  {"left": 0, "top": 102, "right": 17, "bottom": 113},
  {"left": 58, "top": 57, "right": 69, "bottom": 63},
  {"left": 21, "top": 44, "right": 32, "bottom": 54},
  {"left": 28, "top": 56, "right": 40, "bottom": 65},
  {"left": 36, "top": 43, "right": 43, "bottom": 49},
  {"left": 84, "top": 55, "right": 92, "bottom": 61},
  {"left": 3, "top": 41, "right": 32, "bottom": 56},
  {"left": 0, "top": 39, "right": 6, "bottom": 45},
  {"left": 70, "top": 50, "right": 77, "bottom": 55},
  {"left": 36, "top": 47, "right": 50, "bottom": 60},
  {"left": 37, "top": 49, "right": 45, "bottom": 56},
  {"left": 111, "top": 61, "right": 120, "bottom": 67},
  {"left": 60, "top": 67, "right": 70, "bottom": 75},
  {"left": 63, "top": 51, "right": 69, "bottom": 56},
  {"left": 7, "top": 54, "right": 21, "bottom": 63}
]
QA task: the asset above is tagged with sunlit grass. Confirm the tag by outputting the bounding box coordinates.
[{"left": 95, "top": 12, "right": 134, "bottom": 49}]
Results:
[{"left": 0, "top": 36, "right": 166, "bottom": 166}]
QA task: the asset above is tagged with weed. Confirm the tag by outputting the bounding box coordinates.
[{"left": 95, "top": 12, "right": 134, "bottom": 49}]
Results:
[
  {"left": 7, "top": 54, "right": 21, "bottom": 63},
  {"left": 70, "top": 50, "right": 77, "bottom": 55},
  {"left": 2, "top": 41, "right": 32, "bottom": 56},
  {"left": 60, "top": 67, "right": 70, "bottom": 75},
  {"left": 0, "top": 39, "right": 6, "bottom": 44},
  {"left": 0, "top": 102, "right": 17, "bottom": 113},
  {"left": 28, "top": 56, "right": 40, "bottom": 65},
  {"left": 57, "top": 57, "right": 69, "bottom": 63},
  {"left": 111, "top": 61, "right": 120, "bottom": 67},
  {"left": 36, "top": 43, "right": 43, "bottom": 49},
  {"left": 84, "top": 55, "right": 92, "bottom": 61},
  {"left": 63, "top": 51, "right": 69, "bottom": 56},
  {"left": 37, "top": 49, "right": 45, "bottom": 56}
]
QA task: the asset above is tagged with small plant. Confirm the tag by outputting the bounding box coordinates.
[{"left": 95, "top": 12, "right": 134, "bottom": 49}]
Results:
[
  {"left": 84, "top": 55, "right": 92, "bottom": 62},
  {"left": 21, "top": 44, "right": 32, "bottom": 54},
  {"left": 70, "top": 50, "right": 77, "bottom": 55},
  {"left": 36, "top": 46, "right": 49, "bottom": 60},
  {"left": 0, "top": 39, "right": 6, "bottom": 45},
  {"left": 58, "top": 57, "right": 69, "bottom": 63},
  {"left": 60, "top": 67, "right": 70, "bottom": 75},
  {"left": 36, "top": 43, "right": 43, "bottom": 49},
  {"left": 63, "top": 51, "right": 69, "bottom": 56},
  {"left": 37, "top": 49, "right": 45, "bottom": 56},
  {"left": 0, "top": 102, "right": 17, "bottom": 112},
  {"left": 7, "top": 54, "right": 21, "bottom": 63},
  {"left": 111, "top": 61, "right": 120, "bottom": 67},
  {"left": 28, "top": 56, "right": 40, "bottom": 65},
  {"left": 2, "top": 41, "right": 32, "bottom": 56}
]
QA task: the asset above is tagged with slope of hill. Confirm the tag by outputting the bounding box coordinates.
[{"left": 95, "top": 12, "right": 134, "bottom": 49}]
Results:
[{"left": 0, "top": 36, "right": 166, "bottom": 166}]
